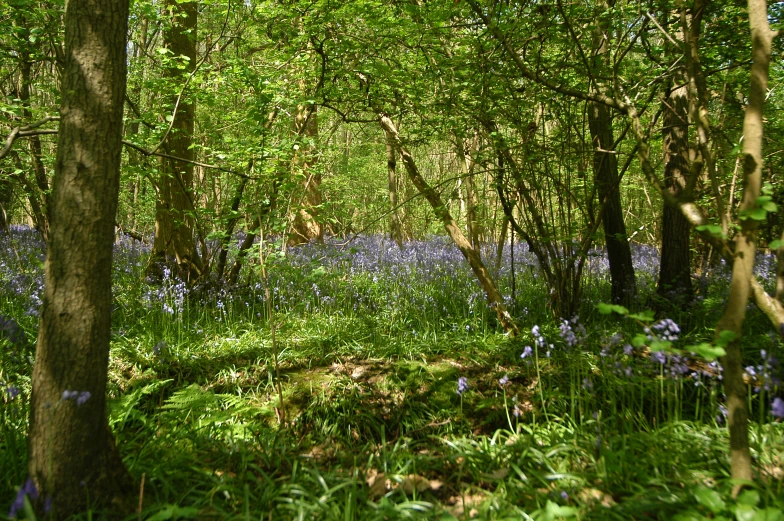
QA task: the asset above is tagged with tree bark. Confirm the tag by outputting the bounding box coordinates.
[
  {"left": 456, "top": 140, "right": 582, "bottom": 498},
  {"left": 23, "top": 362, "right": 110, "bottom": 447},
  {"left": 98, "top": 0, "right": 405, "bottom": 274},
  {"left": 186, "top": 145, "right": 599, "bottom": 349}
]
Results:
[
  {"left": 588, "top": 3, "right": 636, "bottom": 306},
  {"left": 289, "top": 105, "right": 323, "bottom": 245},
  {"left": 657, "top": 79, "right": 694, "bottom": 304},
  {"left": 148, "top": 0, "right": 203, "bottom": 282},
  {"left": 0, "top": 172, "right": 11, "bottom": 233},
  {"left": 379, "top": 114, "right": 518, "bottom": 336},
  {"left": 385, "top": 129, "right": 404, "bottom": 248},
  {"left": 28, "top": 0, "right": 133, "bottom": 517},
  {"left": 716, "top": 0, "right": 777, "bottom": 495}
]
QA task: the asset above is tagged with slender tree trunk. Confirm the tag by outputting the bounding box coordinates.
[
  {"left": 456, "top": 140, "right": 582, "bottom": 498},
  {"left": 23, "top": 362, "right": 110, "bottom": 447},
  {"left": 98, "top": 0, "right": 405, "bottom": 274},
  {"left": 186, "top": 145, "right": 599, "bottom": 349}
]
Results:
[
  {"left": 716, "top": 0, "right": 776, "bottom": 495},
  {"left": 290, "top": 105, "right": 323, "bottom": 245},
  {"left": 588, "top": 100, "right": 636, "bottom": 306},
  {"left": 657, "top": 78, "right": 694, "bottom": 303},
  {"left": 28, "top": 0, "right": 133, "bottom": 517},
  {"left": 149, "top": 0, "right": 203, "bottom": 282},
  {"left": 587, "top": 0, "right": 636, "bottom": 306},
  {"left": 215, "top": 177, "right": 249, "bottom": 279},
  {"left": 385, "top": 129, "right": 404, "bottom": 248},
  {"left": 0, "top": 173, "right": 11, "bottom": 233},
  {"left": 18, "top": 57, "right": 51, "bottom": 240},
  {"left": 454, "top": 134, "right": 479, "bottom": 248},
  {"left": 379, "top": 114, "right": 518, "bottom": 335}
]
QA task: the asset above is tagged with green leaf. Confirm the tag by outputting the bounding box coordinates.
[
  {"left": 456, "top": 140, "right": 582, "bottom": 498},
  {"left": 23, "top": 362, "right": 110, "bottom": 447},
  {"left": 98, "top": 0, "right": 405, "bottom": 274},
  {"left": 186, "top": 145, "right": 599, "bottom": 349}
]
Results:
[
  {"left": 696, "top": 224, "right": 725, "bottom": 237},
  {"left": 628, "top": 310, "right": 655, "bottom": 322},
  {"left": 632, "top": 333, "right": 647, "bottom": 348},
  {"left": 694, "top": 486, "right": 726, "bottom": 514},
  {"left": 735, "top": 504, "right": 756, "bottom": 521},
  {"left": 739, "top": 208, "right": 768, "bottom": 221},
  {"left": 751, "top": 508, "right": 784, "bottom": 521},
  {"left": 689, "top": 343, "right": 726, "bottom": 361},
  {"left": 716, "top": 330, "right": 738, "bottom": 347},
  {"left": 147, "top": 505, "right": 200, "bottom": 521},
  {"left": 597, "top": 303, "right": 628, "bottom": 315},
  {"left": 770, "top": 240, "right": 784, "bottom": 250},
  {"left": 736, "top": 490, "right": 760, "bottom": 507},
  {"left": 649, "top": 340, "right": 672, "bottom": 352},
  {"left": 672, "top": 510, "right": 709, "bottom": 521},
  {"left": 544, "top": 500, "right": 577, "bottom": 518}
]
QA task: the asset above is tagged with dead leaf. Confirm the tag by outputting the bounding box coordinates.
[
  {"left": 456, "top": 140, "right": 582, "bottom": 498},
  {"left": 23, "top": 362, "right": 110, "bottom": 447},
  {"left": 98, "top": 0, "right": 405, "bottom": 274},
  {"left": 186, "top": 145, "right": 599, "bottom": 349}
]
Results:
[
  {"left": 484, "top": 468, "right": 509, "bottom": 480},
  {"left": 401, "top": 474, "right": 430, "bottom": 494}
]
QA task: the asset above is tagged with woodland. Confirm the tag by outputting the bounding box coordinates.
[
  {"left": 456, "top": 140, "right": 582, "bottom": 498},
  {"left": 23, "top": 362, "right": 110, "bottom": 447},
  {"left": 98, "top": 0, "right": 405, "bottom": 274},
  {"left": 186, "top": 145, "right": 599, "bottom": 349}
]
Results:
[{"left": 1, "top": 0, "right": 784, "bottom": 519}]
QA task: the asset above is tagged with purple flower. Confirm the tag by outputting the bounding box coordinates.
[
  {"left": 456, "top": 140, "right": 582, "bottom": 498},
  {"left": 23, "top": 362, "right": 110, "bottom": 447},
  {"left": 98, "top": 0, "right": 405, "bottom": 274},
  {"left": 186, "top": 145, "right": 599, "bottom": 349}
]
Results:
[
  {"left": 62, "top": 389, "right": 91, "bottom": 406},
  {"left": 717, "top": 404, "right": 728, "bottom": 424},
  {"left": 457, "top": 376, "right": 469, "bottom": 395},
  {"left": 9, "top": 478, "right": 38, "bottom": 518},
  {"left": 560, "top": 491, "right": 568, "bottom": 500},
  {"left": 651, "top": 318, "right": 680, "bottom": 342},
  {"left": 772, "top": 397, "right": 784, "bottom": 419},
  {"left": 153, "top": 340, "right": 166, "bottom": 355},
  {"left": 5, "top": 385, "right": 20, "bottom": 399},
  {"left": 582, "top": 378, "right": 593, "bottom": 390},
  {"left": 521, "top": 346, "right": 533, "bottom": 359},
  {"left": 499, "top": 374, "right": 509, "bottom": 386},
  {"left": 76, "top": 391, "right": 91, "bottom": 406}
]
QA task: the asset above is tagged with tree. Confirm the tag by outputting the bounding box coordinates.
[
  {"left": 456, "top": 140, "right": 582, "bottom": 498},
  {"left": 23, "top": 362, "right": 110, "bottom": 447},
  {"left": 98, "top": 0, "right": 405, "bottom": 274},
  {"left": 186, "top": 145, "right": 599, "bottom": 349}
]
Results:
[
  {"left": 588, "top": 1, "right": 636, "bottom": 307},
  {"left": 27, "top": 0, "right": 133, "bottom": 517},
  {"left": 657, "top": 7, "right": 694, "bottom": 304},
  {"left": 148, "top": 0, "right": 204, "bottom": 282}
]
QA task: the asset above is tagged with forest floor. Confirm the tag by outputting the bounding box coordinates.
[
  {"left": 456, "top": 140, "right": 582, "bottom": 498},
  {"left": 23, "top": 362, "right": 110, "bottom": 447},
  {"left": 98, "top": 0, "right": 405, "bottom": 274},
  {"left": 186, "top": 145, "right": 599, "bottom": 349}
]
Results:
[{"left": 1, "top": 228, "right": 783, "bottom": 520}]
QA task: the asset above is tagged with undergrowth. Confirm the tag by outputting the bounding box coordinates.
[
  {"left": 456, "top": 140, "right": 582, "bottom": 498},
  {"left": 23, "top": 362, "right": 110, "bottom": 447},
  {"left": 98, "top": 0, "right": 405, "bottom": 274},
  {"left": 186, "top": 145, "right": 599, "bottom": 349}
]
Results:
[{"left": 1, "top": 230, "right": 783, "bottom": 520}]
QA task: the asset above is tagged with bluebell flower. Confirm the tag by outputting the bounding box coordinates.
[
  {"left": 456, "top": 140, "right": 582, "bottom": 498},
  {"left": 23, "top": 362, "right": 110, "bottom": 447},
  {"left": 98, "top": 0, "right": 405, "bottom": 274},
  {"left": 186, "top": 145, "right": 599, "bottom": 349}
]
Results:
[
  {"left": 9, "top": 478, "right": 38, "bottom": 518},
  {"left": 520, "top": 346, "right": 533, "bottom": 359},
  {"left": 457, "top": 377, "right": 469, "bottom": 395},
  {"left": 76, "top": 391, "right": 91, "bottom": 406},
  {"left": 5, "top": 385, "right": 20, "bottom": 399},
  {"left": 651, "top": 318, "right": 680, "bottom": 342},
  {"left": 772, "top": 397, "right": 784, "bottom": 419},
  {"left": 499, "top": 374, "right": 509, "bottom": 386}
]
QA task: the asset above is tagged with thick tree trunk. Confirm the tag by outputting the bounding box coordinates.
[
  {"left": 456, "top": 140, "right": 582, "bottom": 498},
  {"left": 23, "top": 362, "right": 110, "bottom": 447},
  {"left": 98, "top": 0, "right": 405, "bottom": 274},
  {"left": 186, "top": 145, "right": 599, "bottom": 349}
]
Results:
[
  {"left": 289, "top": 105, "right": 323, "bottom": 245},
  {"left": 28, "top": 0, "right": 133, "bottom": 517},
  {"left": 379, "top": 115, "right": 518, "bottom": 336},
  {"left": 657, "top": 80, "right": 694, "bottom": 303},
  {"left": 385, "top": 129, "right": 404, "bottom": 248},
  {"left": 588, "top": 100, "right": 637, "bottom": 306},
  {"left": 716, "top": 0, "right": 776, "bottom": 495},
  {"left": 149, "top": 0, "right": 203, "bottom": 282}
]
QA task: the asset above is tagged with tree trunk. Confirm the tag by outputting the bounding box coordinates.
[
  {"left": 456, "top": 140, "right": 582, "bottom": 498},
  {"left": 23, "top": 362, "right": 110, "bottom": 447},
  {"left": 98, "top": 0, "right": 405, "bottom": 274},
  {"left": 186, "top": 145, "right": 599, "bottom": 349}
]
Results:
[
  {"left": 379, "top": 114, "right": 518, "bottom": 336},
  {"left": 0, "top": 173, "right": 11, "bottom": 233},
  {"left": 28, "top": 0, "right": 133, "bottom": 517},
  {"left": 588, "top": 101, "right": 636, "bottom": 306},
  {"left": 716, "top": 0, "right": 776, "bottom": 495},
  {"left": 657, "top": 78, "right": 694, "bottom": 303},
  {"left": 18, "top": 57, "right": 51, "bottom": 240},
  {"left": 454, "top": 134, "right": 479, "bottom": 248},
  {"left": 385, "top": 129, "right": 404, "bottom": 248},
  {"left": 148, "top": 0, "right": 203, "bottom": 282},
  {"left": 289, "top": 105, "right": 323, "bottom": 245}
]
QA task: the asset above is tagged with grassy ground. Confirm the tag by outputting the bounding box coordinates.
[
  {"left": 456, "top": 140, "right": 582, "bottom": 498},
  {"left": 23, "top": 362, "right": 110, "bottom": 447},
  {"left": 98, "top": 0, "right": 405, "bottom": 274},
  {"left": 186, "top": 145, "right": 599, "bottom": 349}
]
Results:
[{"left": 1, "top": 229, "right": 783, "bottom": 520}]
